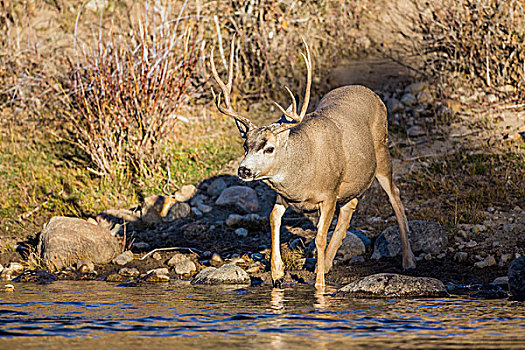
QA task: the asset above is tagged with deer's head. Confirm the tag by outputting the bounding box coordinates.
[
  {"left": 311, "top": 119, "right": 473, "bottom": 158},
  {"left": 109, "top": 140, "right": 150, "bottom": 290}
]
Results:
[{"left": 210, "top": 38, "right": 311, "bottom": 182}]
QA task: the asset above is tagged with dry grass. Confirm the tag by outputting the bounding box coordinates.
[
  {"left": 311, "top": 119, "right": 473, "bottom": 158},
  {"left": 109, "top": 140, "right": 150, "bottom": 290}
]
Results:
[{"left": 407, "top": 0, "right": 525, "bottom": 97}]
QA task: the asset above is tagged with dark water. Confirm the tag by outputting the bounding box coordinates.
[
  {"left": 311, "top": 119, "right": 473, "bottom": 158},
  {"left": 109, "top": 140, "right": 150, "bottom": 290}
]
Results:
[{"left": 0, "top": 280, "right": 524, "bottom": 349}]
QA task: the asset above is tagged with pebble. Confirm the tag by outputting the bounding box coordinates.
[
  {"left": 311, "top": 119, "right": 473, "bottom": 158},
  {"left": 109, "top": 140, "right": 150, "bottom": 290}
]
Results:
[
  {"left": 401, "top": 93, "right": 417, "bottom": 106},
  {"left": 167, "top": 253, "right": 190, "bottom": 266},
  {"left": 2, "top": 284, "right": 14, "bottom": 292},
  {"left": 152, "top": 252, "right": 162, "bottom": 260},
  {"left": 404, "top": 82, "right": 428, "bottom": 94},
  {"left": 472, "top": 225, "right": 486, "bottom": 233},
  {"left": 173, "top": 260, "right": 197, "bottom": 276},
  {"left": 175, "top": 185, "right": 197, "bottom": 202},
  {"left": 132, "top": 242, "right": 150, "bottom": 250},
  {"left": 207, "top": 178, "right": 227, "bottom": 197},
  {"left": 454, "top": 252, "right": 468, "bottom": 263},
  {"left": 198, "top": 204, "right": 213, "bottom": 213},
  {"left": 416, "top": 91, "right": 433, "bottom": 104},
  {"left": 235, "top": 228, "right": 249, "bottom": 237},
  {"left": 407, "top": 125, "right": 426, "bottom": 138},
  {"left": 500, "top": 253, "right": 513, "bottom": 265},
  {"left": 112, "top": 251, "right": 134, "bottom": 266},
  {"left": 191, "top": 207, "right": 203, "bottom": 216},
  {"left": 166, "top": 202, "right": 191, "bottom": 221},
  {"left": 211, "top": 253, "right": 223, "bottom": 267},
  {"left": 465, "top": 241, "right": 478, "bottom": 248},
  {"left": 119, "top": 267, "right": 140, "bottom": 277},
  {"left": 386, "top": 98, "right": 404, "bottom": 114},
  {"left": 474, "top": 255, "right": 496, "bottom": 268},
  {"left": 143, "top": 268, "right": 170, "bottom": 282},
  {"left": 76, "top": 259, "right": 95, "bottom": 273},
  {"left": 0, "top": 262, "right": 25, "bottom": 281}
]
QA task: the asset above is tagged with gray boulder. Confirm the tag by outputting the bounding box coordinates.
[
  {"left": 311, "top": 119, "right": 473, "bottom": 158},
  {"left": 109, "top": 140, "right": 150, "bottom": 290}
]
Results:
[
  {"left": 38, "top": 217, "right": 122, "bottom": 271},
  {"left": 509, "top": 257, "right": 525, "bottom": 300},
  {"left": 338, "top": 273, "right": 449, "bottom": 298},
  {"left": 371, "top": 221, "right": 448, "bottom": 260},
  {"left": 215, "top": 186, "right": 260, "bottom": 213},
  {"left": 192, "top": 263, "right": 250, "bottom": 285}
]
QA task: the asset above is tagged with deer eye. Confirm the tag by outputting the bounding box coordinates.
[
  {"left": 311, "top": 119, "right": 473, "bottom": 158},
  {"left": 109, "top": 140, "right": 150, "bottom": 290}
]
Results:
[{"left": 264, "top": 147, "right": 275, "bottom": 154}]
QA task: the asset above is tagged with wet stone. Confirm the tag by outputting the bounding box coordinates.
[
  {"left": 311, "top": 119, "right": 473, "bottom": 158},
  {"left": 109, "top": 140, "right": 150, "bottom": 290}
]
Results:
[
  {"left": 106, "top": 274, "right": 127, "bottom": 282},
  {"left": 454, "top": 252, "right": 468, "bottom": 263},
  {"left": 112, "top": 251, "right": 134, "bottom": 266},
  {"left": 338, "top": 273, "right": 449, "bottom": 298},
  {"left": 76, "top": 259, "right": 95, "bottom": 273},
  {"left": 191, "top": 264, "right": 250, "bottom": 285},
  {"left": 119, "top": 267, "right": 140, "bottom": 277},
  {"left": 508, "top": 257, "right": 525, "bottom": 300},
  {"left": 12, "top": 270, "right": 58, "bottom": 283},
  {"left": 0, "top": 262, "right": 25, "bottom": 281},
  {"left": 143, "top": 268, "right": 170, "bottom": 282}
]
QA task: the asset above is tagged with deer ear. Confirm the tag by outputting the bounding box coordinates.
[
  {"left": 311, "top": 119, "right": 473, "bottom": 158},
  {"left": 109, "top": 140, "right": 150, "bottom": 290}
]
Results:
[
  {"left": 275, "top": 128, "right": 290, "bottom": 145},
  {"left": 235, "top": 120, "right": 248, "bottom": 139}
]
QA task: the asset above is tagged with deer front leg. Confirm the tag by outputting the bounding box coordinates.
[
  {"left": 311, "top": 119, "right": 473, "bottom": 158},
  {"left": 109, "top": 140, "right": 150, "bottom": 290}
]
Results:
[
  {"left": 315, "top": 199, "right": 337, "bottom": 289},
  {"left": 324, "top": 198, "right": 359, "bottom": 272},
  {"left": 270, "top": 196, "right": 288, "bottom": 288}
]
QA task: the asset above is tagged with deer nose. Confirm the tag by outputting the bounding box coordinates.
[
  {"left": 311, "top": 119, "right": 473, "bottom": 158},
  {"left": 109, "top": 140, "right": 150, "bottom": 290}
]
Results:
[{"left": 238, "top": 166, "right": 252, "bottom": 179}]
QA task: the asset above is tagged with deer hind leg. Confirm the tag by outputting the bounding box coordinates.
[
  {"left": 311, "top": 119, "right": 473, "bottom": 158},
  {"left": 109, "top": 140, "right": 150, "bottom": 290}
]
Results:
[
  {"left": 270, "top": 197, "right": 288, "bottom": 288},
  {"left": 374, "top": 145, "right": 416, "bottom": 270},
  {"left": 314, "top": 199, "right": 337, "bottom": 289},
  {"left": 324, "top": 198, "right": 359, "bottom": 273}
]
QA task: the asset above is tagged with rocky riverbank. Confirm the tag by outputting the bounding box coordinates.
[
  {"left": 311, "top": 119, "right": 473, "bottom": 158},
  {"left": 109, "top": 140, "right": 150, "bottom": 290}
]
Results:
[{"left": 1, "top": 172, "right": 524, "bottom": 300}]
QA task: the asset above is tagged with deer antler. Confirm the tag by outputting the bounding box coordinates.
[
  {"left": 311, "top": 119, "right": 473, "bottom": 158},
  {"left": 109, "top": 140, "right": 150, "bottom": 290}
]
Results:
[
  {"left": 273, "top": 38, "right": 312, "bottom": 134},
  {"left": 210, "top": 38, "right": 257, "bottom": 133}
]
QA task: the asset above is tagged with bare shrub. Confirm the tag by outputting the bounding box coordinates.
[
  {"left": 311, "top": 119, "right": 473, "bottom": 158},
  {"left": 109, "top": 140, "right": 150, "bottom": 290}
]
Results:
[
  {"left": 408, "top": 0, "right": 525, "bottom": 94},
  {"left": 63, "top": 2, "right": 201, "bottom": 177},
  {"left": 200, "top": 0, "right": 365, "bottom": 102}
]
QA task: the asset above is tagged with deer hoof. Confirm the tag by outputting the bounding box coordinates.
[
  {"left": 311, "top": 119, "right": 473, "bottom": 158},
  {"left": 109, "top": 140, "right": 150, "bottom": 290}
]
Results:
[{"left": 272, "top": 278, "right": 284, "bottom": 289}]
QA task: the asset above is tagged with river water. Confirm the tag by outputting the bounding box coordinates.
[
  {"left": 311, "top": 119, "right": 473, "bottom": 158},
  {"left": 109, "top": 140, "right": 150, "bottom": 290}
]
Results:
[{"left": 0, "top": 280, "right": 524, "bottom": 349}]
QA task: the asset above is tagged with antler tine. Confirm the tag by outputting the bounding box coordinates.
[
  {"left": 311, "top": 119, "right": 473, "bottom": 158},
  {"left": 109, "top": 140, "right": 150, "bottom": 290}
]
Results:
[
  {"left": 210, "top": 37, "right": 257, "bottom": 131},
  {"left": 298, "top": 38, "right": 312, "bottom": 120},
  {"left": 273, "top": 87, "right": 299, "bottom": 122},
  {"left": 272, "top": 39, "right": 312, "bottom": 134}
]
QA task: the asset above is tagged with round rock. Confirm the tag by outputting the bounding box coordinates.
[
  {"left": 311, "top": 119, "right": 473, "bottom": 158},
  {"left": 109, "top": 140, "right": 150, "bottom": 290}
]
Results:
[
  {"left": 38, "top": 216, "right": 122, "bottom": 271},
  {"left": 338, "top": 273, "right": 449, "bottom": 298},
  {"left": 191, "top": 264, "right": 250, "bottom": 285}
]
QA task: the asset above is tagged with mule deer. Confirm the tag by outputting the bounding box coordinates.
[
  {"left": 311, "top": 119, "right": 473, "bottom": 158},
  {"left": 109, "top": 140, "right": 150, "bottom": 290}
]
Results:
[{"left": 210, "top": 39, "right": 416, "bottom": 288}]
